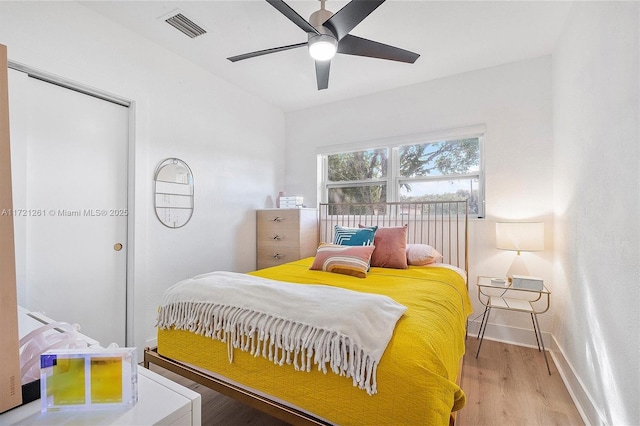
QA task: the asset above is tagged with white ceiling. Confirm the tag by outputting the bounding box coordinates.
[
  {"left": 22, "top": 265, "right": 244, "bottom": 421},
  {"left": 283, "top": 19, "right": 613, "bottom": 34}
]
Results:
[{"left": 81, "top": 1, "right": 573, "bottom": 112}]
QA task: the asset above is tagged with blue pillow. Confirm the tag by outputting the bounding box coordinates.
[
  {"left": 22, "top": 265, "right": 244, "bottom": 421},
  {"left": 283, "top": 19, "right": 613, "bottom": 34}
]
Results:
[{"left": 333, "top": 225, "right": 377, "bottom": 246}]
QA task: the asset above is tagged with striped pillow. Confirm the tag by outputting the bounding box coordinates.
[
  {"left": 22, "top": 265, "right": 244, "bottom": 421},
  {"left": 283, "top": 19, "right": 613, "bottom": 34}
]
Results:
[
  {"left": 310, "top": 243, "right": 376, "bottom": 279},
  {"left": 333, "top": 225, "right": 377, "bottom": 246}
]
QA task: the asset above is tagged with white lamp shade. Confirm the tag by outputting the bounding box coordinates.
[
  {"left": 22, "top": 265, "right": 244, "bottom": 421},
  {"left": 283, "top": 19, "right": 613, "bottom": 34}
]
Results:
[{"left": 496, "top": 222, "right": 544, "bottom": 252}]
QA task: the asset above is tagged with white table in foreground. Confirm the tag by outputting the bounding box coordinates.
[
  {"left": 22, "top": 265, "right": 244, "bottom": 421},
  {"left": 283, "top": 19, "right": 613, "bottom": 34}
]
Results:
[
  {"left": 0, "top": 368, "right": 201, "bottom": 425},
  {"left": 0, "top": 307, "right": 201, "bottom": 425}
]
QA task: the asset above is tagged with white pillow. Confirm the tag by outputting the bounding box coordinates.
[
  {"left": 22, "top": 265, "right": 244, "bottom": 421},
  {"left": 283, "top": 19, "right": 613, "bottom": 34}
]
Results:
[{"left": 406, "top": 244, "right": 443, "bottom": 266}]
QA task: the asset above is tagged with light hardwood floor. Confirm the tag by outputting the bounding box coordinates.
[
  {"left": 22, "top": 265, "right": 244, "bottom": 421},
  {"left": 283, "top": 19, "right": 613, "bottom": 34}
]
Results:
[
  {"left": 149, "top": 339, "right": 584, "bottom": 425},
  {"left": 458, "top": 338, "right": 583, "bottom": 425}
]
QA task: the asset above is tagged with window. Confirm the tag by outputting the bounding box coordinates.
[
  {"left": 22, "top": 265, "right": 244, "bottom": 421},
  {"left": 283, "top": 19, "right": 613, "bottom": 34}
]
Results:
[
  {"left": 320, "top": 129, "right": 484, "bottom": 217},
  {"left": 326, "top": 148, "right": 388, "bottom": 204}
]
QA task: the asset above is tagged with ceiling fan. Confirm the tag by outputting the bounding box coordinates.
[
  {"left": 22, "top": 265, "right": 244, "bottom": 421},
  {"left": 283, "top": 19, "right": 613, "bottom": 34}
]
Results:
[{"left": 227, "top": 0, "right": 420, "bottom": 90}]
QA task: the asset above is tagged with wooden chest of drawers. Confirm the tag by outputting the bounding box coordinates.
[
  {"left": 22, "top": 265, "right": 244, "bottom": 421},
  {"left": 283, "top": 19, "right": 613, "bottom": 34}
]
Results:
[{"left": 256, "top": 208, "right": 318, "bottom": 269}]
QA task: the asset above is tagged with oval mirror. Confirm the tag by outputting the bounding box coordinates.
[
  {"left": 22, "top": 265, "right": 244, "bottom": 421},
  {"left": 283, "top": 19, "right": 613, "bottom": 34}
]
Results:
[{"left": 154, "top": 158, "right": 194, "bottom": 228}]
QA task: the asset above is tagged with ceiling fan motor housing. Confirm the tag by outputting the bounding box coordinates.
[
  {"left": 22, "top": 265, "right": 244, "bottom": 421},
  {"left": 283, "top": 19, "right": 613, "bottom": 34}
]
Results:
[{"left": 309, "top": 7, "right": 335, "bottom": 36}]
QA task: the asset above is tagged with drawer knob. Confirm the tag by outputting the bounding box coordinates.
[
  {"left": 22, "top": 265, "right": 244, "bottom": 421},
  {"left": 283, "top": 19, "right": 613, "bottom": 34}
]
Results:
[
  {"left": 273, "top": 216, "right": 284, "bottom": 222},
  {"left": 273, "top": 235, "right": 282, "bottom": 240},
  {"left": 273, "top": 253, "right": 284, "bottom": 259}
]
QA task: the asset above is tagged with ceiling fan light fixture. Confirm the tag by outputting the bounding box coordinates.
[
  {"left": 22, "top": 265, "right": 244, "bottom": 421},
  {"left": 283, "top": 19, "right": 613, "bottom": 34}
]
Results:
[{"left": 308, "top": 34, "right": 337, "bottom": 61}]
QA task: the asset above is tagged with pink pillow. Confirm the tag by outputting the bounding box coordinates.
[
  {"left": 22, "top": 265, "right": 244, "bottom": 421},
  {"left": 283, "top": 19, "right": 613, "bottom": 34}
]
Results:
[
  {"left": 406, "top": 244, "right": 443, "bottom": 266},
  {"left": 361, "top": 225, "right": 408, "bottom": 269},
  {"left": 310, "top": 243, "right": 376, "bottom": 278}
]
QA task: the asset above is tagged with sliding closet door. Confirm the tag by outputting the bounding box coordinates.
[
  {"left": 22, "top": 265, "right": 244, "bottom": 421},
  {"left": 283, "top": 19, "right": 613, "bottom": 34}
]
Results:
[{"left": 8, "top": 69, "right": 128, "bottom": 347}]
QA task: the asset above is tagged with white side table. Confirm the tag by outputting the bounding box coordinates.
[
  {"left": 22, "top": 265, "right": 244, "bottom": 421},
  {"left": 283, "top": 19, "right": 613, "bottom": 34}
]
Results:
[
  {"left": 0, "top": 307, "right": 202, "bottom": 425},
  {"left": 475, "top": 276, "right": 552, "bottom": 375},
  {"left": 0, "top": 368, "right": 201, "bottom": 425}
]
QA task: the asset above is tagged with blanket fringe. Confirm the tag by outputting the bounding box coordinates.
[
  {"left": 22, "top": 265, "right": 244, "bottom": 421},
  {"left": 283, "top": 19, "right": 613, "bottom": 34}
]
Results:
[{"left": 157, "top": 301, "right": 379, "bottom": 395}]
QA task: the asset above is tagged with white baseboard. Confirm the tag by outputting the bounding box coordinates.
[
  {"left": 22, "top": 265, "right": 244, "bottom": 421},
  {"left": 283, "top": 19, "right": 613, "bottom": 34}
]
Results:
[
  {"left": 467, "top": 320, "right": 599, "bottom": 425},
  {"left": 550, "top": 335, "right": 603, "bottom": 425},
  {"left": 467, "top": 317, "right": 553, "bottom": 349}
]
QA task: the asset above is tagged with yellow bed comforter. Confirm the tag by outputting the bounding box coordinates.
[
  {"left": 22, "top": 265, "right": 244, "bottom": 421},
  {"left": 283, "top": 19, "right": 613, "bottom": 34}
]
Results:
[{"left": 157, "top": 258, "right": 472, "bottom": 425}]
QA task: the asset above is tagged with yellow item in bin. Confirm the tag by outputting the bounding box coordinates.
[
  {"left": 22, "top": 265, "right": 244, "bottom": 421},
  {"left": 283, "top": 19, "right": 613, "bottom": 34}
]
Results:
[
  {"left": 40, "top": 347, "right": 137, "bottom": 412},
  {"left": 48, "top": 357, "right": 85, "bottom": 406},
  {"left": 91, "top": 357, "right": 124, "bottom": 403}
]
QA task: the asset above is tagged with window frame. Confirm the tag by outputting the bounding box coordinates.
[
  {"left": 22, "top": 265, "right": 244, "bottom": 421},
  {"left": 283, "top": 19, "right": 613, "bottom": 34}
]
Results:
[{"left": 318, "top": 125, "right": 485, "bottom": 218}]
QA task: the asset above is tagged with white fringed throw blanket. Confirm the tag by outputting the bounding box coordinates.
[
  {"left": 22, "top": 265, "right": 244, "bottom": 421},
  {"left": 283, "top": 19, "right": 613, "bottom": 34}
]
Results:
[{"left": 156, "top": 271, "right": 407, "bottom": 395}]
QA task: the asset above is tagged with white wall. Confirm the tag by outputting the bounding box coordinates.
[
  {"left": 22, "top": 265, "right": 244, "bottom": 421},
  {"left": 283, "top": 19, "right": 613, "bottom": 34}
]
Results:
[
  {"left": 5, "top": 3, "right": 637, "bottom": 422},
  {"left": 285, "top": 57, "right": 556, "bottom": 345},
  {"left": 552, "top": 2, "right": 639, "bottom": 424},
  {"left": 0, "top": 2, "right": 285, "bottom": 352}
]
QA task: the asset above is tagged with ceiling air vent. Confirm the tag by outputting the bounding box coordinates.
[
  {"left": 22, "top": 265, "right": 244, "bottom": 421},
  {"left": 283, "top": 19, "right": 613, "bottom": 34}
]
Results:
[{"left": 165, "top": 12, "right": 207, "bottom": 39}]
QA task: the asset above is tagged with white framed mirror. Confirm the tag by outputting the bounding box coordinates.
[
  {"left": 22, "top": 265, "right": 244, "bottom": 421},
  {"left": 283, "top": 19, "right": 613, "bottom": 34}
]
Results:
[{"left": 154, "top": 158, "right": 194, "bottom": 228}]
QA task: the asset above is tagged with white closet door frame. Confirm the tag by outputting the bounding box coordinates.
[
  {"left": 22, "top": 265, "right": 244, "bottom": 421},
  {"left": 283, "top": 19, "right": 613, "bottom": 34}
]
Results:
[{"left": 8, "top": 60, "right": 136, "bottom": 347}]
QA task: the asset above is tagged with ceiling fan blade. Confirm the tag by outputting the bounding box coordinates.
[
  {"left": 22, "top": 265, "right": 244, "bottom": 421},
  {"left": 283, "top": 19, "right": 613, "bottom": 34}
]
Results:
[
  {"left": 227, "top": 42, "right": 307, "bottom": 62},
  {"left": 266, "top": 0, "right": 320, "bottom": 35},
  {"left": 315, "top": 60, "right": 331, "bottom": 90},
  {"left": 323, "top": 0, "right": 385, "bottom": 41},
  {"left": 337, "top": 34, "right": 419, "bottom": 63}
]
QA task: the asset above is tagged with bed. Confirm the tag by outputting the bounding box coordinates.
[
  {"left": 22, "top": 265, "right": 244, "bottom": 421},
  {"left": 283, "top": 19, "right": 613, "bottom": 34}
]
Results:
[{"left": 144, "top": 201, "right": 471, "bottom": 425}]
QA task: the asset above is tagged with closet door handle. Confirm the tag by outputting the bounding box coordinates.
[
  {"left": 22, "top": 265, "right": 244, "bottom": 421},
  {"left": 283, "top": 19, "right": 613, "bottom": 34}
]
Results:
[{"left": 113, "top": 243, "right": 123, "bottom": 251}]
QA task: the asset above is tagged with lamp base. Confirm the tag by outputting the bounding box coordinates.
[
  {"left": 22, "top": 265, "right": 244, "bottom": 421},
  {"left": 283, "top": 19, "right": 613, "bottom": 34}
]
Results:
[{"left": 506, "top": 254, "right": 529, "bottom": 277}]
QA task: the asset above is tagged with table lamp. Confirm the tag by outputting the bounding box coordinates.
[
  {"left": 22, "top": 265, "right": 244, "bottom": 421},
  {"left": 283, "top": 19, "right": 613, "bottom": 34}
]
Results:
[{"left": 496, "top": 222, "right": 544, "bottom": 276}]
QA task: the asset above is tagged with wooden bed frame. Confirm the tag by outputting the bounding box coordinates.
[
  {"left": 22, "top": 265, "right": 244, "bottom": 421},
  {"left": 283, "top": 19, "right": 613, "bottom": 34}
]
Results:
[{"left": 144, "top": 200, "right": 469, "bottom": 426}]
